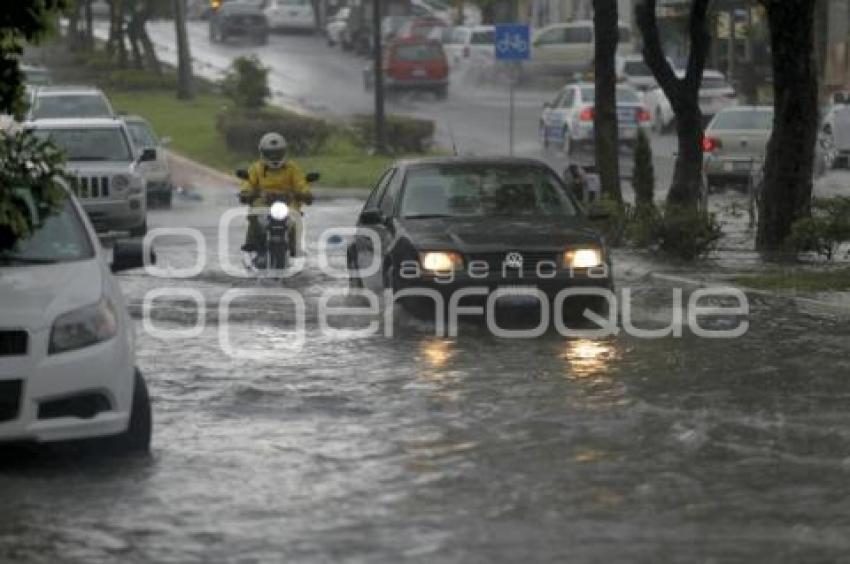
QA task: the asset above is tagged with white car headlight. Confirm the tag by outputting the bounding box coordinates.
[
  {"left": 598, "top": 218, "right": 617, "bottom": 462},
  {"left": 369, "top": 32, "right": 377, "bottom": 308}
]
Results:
[
  {"left": 269, "top": 201, "right": 289, "bottom": 220},
  {"left": 420, "top": 251, "right": 463, "bottom": 273},
  {"left": 49, "top": 298, "right": 118, "bottom": 355},
  {"left": 563, "top": 248, "right": 603, "bottom": 269}
]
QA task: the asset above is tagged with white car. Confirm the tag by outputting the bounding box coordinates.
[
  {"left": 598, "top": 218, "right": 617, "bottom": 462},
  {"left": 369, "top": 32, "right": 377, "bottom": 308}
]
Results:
[
  {"left": 264, "top": 0, "right": 315, "bottom": 31},
  {"left": 530, "top": 20, "right": 633, "bottom": 75},
  {"left": 26, "top": 85, "right": 115, "bottom": 121},
  {"left": 0, "top": 182, "right": 151, "bottom": 452},
  {"left": 702, "top": 106, "right": 773, "bottom": 190},
  {"left": 411, "top": 0, "right": 482, "bottom": 26},
  {"left": 539, "top": 82, "right": 651, "bottom": 155},
  {"left": 645, "top": 69, "right": 737, "bottom": 132},
  {"left": 430, "top": 25, "right": 495, "bottom": 68},
  {"left": 325, "top": 6, "right": 350, "bottom": 46},
  {"left": 617, "top": 54, "right": 676, "bottom": 93}
]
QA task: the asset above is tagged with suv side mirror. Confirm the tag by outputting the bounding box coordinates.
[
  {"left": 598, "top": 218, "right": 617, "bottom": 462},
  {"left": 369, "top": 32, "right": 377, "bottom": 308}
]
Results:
[
  {"left": 160, "top": 136, "right": 172, "bottom": 148},
  {"left": 305, "top": 172, "right": 320, "bottom": 183},
  {"left": 111, "top": 240, "right": 155, "bottom": 273},
  {"left": 139, "top": 148, "right": 157, "bottom": 163},
  {"left": 235, "top": 168, "right": 250, "bottom": 180},
  {"left": 359, "top": 209, "right": 383, "bottom": 225}
]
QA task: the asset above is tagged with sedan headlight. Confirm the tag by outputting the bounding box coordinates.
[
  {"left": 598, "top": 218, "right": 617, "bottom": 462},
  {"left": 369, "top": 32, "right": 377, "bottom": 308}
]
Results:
[
  {"left": 420, "top": 251, "right": 463, "bottom": 273},
  {"left": 49, "top": 298, "right": 118, "bottom": 355},
  {"left": 563, "top": 248, "right": 603, "bottom": 269}
]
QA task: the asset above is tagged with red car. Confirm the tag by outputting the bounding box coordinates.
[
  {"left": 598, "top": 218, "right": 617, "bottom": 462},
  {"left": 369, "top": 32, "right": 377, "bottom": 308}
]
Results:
[{"left": 365, "top": 39, "right": 449, "bottom": 98}]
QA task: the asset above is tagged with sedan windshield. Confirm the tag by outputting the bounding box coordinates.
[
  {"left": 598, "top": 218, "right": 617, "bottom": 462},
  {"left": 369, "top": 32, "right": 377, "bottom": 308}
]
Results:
[
  {"left": 31, "top": 94, "right": 111, "bottom": 119},
  {"left": 0, "top": 188, "right": 94, "bottom": 266},
  {"left": 401, "top": 165, "right": 579, "bottom": 219},
  {"left": 712, "top": 110, "right": 773, "bottom": 130},
  {"left": 580, "top": 87, "right": 641, "bottom": 104},
  {"left": 32, "top": 127, "right": 133, "bottom": 162}
]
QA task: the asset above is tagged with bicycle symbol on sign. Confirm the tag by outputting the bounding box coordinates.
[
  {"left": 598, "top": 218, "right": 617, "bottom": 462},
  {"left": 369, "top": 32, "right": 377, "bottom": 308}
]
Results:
[
  {"left": 497, "top": 33, "right": 528, "bottom": 56},
  {"left": 494, "top": 24, "right": 531, "bottom": 62}
]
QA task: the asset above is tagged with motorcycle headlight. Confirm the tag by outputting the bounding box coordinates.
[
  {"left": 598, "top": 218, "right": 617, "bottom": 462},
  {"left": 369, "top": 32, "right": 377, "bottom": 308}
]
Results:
[
  {"left": 420, "top": 251, "right": 463, "bottom": 273},
  {"left": 49, "top": 298, "right": 118, "bottom": 355},
  {"left": 269, "top": 201, "right": 289, "bottom": 220},
  {"left": 563, "top": 248, "right": 603, "bottom": 269}
]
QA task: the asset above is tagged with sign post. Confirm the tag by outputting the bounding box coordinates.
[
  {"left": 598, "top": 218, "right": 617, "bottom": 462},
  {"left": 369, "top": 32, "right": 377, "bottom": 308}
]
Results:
[{"left": 494, "top": 24, "right": 530, "bottom": 155}]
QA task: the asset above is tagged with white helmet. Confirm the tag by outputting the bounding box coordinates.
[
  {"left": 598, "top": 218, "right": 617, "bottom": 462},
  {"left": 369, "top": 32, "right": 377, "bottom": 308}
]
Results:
[{"left": 259, "top": 132, "right": 287, "bottom": 169}]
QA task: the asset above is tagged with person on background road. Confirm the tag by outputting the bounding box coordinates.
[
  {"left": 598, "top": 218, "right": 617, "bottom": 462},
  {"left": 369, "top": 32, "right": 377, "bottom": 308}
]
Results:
[{"left": 240, "top": 132, "right": 312, "bottom": 256}]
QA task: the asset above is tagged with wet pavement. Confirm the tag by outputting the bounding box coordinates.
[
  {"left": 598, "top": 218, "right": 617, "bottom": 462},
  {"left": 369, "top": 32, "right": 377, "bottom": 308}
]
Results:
[{"left": 2, "top": 174, "right": 850, "bottom": 563}]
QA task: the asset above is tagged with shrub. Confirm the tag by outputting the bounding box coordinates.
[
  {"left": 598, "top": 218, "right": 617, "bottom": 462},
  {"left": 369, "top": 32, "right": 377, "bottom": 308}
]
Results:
[
  {"left": 789, "top": 197, "right": 850, "bottom": 260},
  {"left": 651, "top": 205, "right": 723, "bottom": 260},
  {"left": 106, "top": 69, "right": 178, "bottom": 91},
  {"left": 632, "top": 129, "right": 655, "bottom": 211},
  {"left": 216, "top": 109, "right": 334, "bottom": 156},
  {"left": 351, "top": 114, "right": 435, "bottom": 154},
  {"left": 221, "top": 56, "right": 270, "bottom": 110}
]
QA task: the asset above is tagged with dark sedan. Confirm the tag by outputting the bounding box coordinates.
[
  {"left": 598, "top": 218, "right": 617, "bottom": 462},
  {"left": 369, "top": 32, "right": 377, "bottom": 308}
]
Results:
[
  {"left": 209, "top": 0, "right": 269, "bottom": 45},
  {"left": 347, "top": 158, "right": 613, "bottom": 321}
]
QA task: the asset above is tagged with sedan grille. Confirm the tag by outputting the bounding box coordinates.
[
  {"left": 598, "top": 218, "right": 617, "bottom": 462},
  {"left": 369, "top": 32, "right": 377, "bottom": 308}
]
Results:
[
  {"left": 0, "top": 330, "right": 27, "bottom": 357},
  {"left": 70, "top": 176, "right": 111, "bottom": 199},
  {"left": 467, "top": 251, "right": 561, "bottom": 277},
  {"left": 0, "top": 380, "right": 23, "bottom": 423}
]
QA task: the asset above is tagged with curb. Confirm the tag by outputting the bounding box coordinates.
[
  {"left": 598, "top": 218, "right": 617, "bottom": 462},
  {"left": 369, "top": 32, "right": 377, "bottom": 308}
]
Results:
[{"left": 166, "top": 151, "right": 370, "bottom": 201}]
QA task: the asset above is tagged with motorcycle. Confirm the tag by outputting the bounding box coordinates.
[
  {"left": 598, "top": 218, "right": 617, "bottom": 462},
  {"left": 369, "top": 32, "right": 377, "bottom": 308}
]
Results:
[{"left": 235, "top": 169, "right": 319, "bottom": 273}]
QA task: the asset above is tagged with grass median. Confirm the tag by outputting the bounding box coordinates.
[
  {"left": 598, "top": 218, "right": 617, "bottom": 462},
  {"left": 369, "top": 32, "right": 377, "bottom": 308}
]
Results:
[
  {"left": 107, "top": 90, "right": 394, "bottom": 188},
  {"left": 735, "top": 269, "right": 850, "bottom": 292}
]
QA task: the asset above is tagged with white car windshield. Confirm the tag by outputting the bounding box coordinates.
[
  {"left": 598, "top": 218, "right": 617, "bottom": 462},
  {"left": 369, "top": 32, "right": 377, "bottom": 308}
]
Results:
[
  {"left": 32, "top": 127, "right": 133, "bottom": 162},
  {"left": 401, "top": 165, "right": 579, "bottom": 218},
  {"left": 580, "top": 87, "right": 641, "bottom": 104},
  {"left": 31, "top": 94, "right": 111, "bottom": 119},
  {"left": 0, "top": 188, "right": 94, "bottom": 265}
]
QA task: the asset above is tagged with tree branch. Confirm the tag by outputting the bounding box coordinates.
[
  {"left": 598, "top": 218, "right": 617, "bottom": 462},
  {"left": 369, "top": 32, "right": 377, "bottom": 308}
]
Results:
[
  {"left": 636, "top": 0, "right": 681, "bottom": 102},
  {"left": 684, "top": 0, "right": 711, "bottom": 92}
]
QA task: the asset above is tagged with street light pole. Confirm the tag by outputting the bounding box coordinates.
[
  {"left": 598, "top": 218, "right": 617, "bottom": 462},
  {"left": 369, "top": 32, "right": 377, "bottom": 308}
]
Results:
[{"left": 372, "top": 0, "right": 386, "bottom": 154}]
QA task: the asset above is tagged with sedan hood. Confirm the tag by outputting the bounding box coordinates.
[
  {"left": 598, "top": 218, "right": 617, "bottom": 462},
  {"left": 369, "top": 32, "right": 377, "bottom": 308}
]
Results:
[
  {"left": 400, "top": 216, "right": 602, "bottom": 252},
  {"left": 0, "top": 259, "right": 103, "bottom": 331}
]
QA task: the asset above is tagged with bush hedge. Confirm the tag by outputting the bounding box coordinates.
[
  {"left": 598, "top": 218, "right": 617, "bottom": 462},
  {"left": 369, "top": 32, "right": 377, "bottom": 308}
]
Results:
[
  {"left": 106, "top": 69, "right": 178, "bottom": 91},
  {"left": 352, "top": 114, "right": 435, "bottom": 154},
  {"left": 216, "top": 109, "right": 334, "bottom": 156}
]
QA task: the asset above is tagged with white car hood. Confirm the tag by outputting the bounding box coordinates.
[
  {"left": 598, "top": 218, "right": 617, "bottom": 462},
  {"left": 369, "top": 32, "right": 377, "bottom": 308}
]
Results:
[{"left": 0, "top": 259, "right": 103, "bottom": 331}]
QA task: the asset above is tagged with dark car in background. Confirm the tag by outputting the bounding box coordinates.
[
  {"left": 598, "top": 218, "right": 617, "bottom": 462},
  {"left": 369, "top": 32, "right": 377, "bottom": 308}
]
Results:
[
  {"left": 364, "top": 39, "right": 449, "bottom": 98},
  {"left": 347, "top": 158, "right": 613, "bottom": 317},
  {"left": 209, "top": 0, "right": 269, "bottom": 45}
]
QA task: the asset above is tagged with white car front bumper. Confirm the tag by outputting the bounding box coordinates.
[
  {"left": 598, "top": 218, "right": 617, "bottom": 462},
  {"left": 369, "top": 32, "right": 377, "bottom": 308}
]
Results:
[{"left": 0, "top": 328, "right": 134, "bottom": 444}]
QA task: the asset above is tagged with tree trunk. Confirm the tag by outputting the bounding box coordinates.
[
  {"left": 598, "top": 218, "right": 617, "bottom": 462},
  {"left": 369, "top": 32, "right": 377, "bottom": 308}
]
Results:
[
  {"left": 106, "top": 0, "right": 116, "bottom": 56},
  {"left": 128, "top": 12, "right": 145, "bottom": 70},
  {"left": 636, "top": 0, "right": 711, "bottom": 209},
  {"left": 68, "top": 1, "right": 83, "bottom": 50},
  {"left": 138, "top": 0, "right": 161, "bottom": 75},
  {"left": 757, "top": 0, "right": 818, "bottom": 250},
  {"left": 84, "top": 0, "right": 95, "bottom": 50},
  {"left": 593, "top": 0, "right": 622, "bottom": 203},
  {"left": 173, "top": 0, "right": 194, "bottom": 99}
]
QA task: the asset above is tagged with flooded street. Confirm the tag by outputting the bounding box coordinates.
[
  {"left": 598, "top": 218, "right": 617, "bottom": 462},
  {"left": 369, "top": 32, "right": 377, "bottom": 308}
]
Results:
[{"left": 3, "top": 187, "right": 850, "bottom": 563}]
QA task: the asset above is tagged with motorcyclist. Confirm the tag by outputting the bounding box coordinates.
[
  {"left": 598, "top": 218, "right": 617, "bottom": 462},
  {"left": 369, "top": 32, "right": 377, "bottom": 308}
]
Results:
[{"left": 240, "top": 132, "right": 312, "bottom": 255}]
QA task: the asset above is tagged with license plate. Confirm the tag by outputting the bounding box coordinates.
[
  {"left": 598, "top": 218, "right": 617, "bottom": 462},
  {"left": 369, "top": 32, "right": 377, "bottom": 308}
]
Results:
[
  {"left": 733, "top": 161, "right": 752, "bottom": 172},
  {"left": 412, "top": 69, "right": 427, "bottom": 77}
]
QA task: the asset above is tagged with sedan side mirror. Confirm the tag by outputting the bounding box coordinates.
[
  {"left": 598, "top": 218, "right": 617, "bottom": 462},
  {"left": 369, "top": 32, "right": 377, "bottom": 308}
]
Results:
[
  {"left": 111, "top": 240, "right": 155, "bottom": 273},
  {"left": 235, "top": 168, "right": 250, "bottom": 180},
  {"left": 359, "top": 209, "right": 383, "bottom": 225},
  {"left": 138, "top": 148, "right": 157, "bottom": 163},
  {"left": 305, "top": 172, "right": 321, "bottom": 183}
]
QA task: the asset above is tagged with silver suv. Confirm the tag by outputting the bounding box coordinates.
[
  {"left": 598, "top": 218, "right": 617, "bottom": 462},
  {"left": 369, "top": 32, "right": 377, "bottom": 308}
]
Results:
[
  {"left": 26, "top": 85, "right": 114, "bottom": 121},
  {"left": 26, "top": 118, "right": 153, "bottom": 236}
]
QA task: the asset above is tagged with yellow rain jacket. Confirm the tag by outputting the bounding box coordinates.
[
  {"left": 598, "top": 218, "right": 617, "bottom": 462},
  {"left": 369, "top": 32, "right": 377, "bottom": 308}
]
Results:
[{"left": 240, "top": 160, "right": 311, "bottom": 211}]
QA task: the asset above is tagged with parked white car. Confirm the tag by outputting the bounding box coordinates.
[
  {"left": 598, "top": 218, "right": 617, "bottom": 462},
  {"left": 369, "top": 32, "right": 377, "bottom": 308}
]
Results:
[
  {"left": 412, "top": 0, "right": 482, "bottom": 26},
  {"left": 645, "top": 69, "right": 737, "bottom": 132},
  {"left": 0, "top": 182, "right": 151, "bottom": 452},
  {"left": 617, "top": 54, "right": 676, "bottom": 93},
  {"left": 26, "top": 86, "right": 115, "bottom": 121},
  {"left": 430, "top": 25, "right": 495, "bottom": 68},
  {"left": 702, "top": 106, "right": 773, "bottom": 190},
  {"left": 530, "top": 20, "right": 633, "bottom": 75},
  {"left": 124, "top": 115, "right": 174, "bottom": 208},
  {"left": 539, "top": 82, "right": 651, "bottom": 155},
  {"left": 27, "top": 118, "right": 152, "bottom": 236},
  {"left": 264, "top": 0, "right": 315, "bottom": 31}
]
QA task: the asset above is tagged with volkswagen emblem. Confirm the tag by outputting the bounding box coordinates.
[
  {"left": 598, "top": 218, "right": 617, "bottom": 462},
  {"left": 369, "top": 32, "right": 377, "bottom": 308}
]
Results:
[{"left": 504, "top": 252, "right": 524, "bottom": 269}]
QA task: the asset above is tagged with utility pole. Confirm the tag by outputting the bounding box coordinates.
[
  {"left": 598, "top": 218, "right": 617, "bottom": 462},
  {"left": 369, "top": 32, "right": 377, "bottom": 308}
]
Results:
[
  {"left": 371, "top": 0, "right": 386, "bottom": 154},
  {"left": 173, "top": 0, "right": 194, "bottom": 100}
]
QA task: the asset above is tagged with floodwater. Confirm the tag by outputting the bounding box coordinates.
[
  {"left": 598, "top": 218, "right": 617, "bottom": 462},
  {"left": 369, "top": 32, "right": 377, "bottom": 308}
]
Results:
[{"left": 2, "top": 192, "right": 850, "bottom": 563}]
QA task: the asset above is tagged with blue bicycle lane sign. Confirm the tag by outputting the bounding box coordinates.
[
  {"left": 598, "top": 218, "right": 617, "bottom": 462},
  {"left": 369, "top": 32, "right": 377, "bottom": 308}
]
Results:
[{"left": 494, "top": 24, "right": 530, "bottom": 61}]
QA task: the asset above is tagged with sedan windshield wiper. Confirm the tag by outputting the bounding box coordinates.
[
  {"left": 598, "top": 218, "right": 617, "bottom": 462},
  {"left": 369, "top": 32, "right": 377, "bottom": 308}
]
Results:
[{"left": 0, "top": 255, "right": 59, "bottom": 265}]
